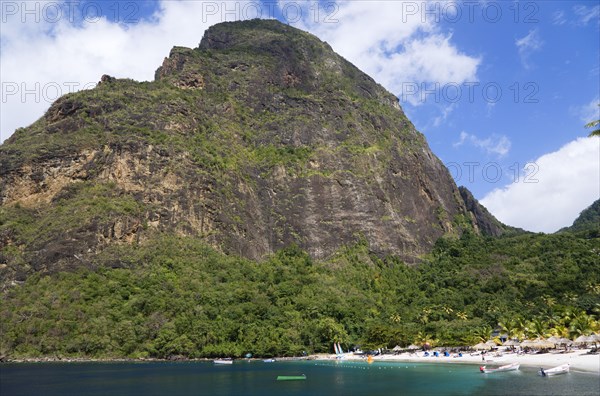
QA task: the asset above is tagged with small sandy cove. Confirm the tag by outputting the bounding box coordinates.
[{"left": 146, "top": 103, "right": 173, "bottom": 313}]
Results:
[{"left": 315, "top": 349, "right": 600, "bottom": 374}]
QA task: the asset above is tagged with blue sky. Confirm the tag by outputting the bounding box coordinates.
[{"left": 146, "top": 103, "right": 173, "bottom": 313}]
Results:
[
  {"left": 418, "top": 1, "right": 599, "bottom": 192},
  {"left": 1, "top": 1, "right": 599, "bottom": 231}
]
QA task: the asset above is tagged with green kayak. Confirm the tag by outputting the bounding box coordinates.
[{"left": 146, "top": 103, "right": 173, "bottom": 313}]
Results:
[{"left": 276, "top": 375, "right": 306, "bottom": 381}]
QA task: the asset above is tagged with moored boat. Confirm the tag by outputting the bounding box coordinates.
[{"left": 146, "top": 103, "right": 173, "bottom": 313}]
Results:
[
  {"left": 353, "top": 348, "right": 364, "bottom": 356},
  {"left": 214, "top": 358, "right": 233, "bottom": 365},
  {"left": 539, "top": 364, "right": 569, "bottom": 376},
  {"left": 479, "top": 362, "right": 519, "bottom": 373},
  {"left": 263, "top": 359, "right": 276, "bottom": 363}
]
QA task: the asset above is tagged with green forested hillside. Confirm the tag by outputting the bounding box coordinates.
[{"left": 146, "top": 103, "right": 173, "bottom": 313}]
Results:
[
  {"left": 2, "top": 230, "right": 598, "bottom": 359},
  {"left": 1, "top": 20, "right": 598, "bottom": 361},
  {"left": 562, "top": 199, "right": 600, "bottom": 234}
]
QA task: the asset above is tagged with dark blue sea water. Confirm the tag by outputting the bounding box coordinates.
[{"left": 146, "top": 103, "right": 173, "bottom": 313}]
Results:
[{"left": 1, "top": 360, "right": 598, "bottom": 396}]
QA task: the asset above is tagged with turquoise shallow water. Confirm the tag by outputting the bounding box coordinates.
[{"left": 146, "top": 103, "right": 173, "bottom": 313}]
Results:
[{"left": 1, "top": 360, "right": 598, "bottom": 396}]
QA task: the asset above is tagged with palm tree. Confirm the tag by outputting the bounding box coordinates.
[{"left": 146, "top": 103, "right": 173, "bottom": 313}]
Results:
[
  {"left": 498, "top": 318, "right": 519, "bottom": 339},
  {"left": 559, "top": 307, "right": 582, "bottom": 327},
  {"left": 586, "top": 283, "right": 600, "bottom": 295},
  {"left": 550, "top": 324, "right": 570, "bottom": 339},
  {"left": 546, "top": 312, "right": 563, "bottom": 328},
  {"left": 461, "top": 334, "right": 479, "bottom": 346},
  {"left": 419, "top": 308, "right": 431, "bottom": 325},
  {"left": 591, "top": 303, "right": 600, "bottom": 319},
  {"left": 514, "top": 317, "right": 530, "bottom": 340},
  {"left": 569, "top": 313, "right": 594, "bottom": 339},
  {"left": 389, "top": 313, "right": 401, "bottom": 324},
  {"left": 562, "top": 292, "right": 579, "bottom": 305},
  {"left": 472, "top": 325, "right": 493, "bottom": 343},
  {"left": 441, "top": 305, "right": 454, "bottom": 315},
  {"left": 585, "top": 104, "right": 600, "bottom": 137},
  {"left": 529, "top": 318, "right": 550, "bottom": 339},
  {"left": 415, "top": 331, "right": 437, "bottom": 348},
  {"left": 541, "top": 295, "right": 557, "bottom": 315}
]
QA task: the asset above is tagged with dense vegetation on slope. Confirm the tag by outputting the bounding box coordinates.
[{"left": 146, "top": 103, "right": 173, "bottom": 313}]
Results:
[
  {"left": 2, "top": 229, "right": 598, "bottom": 359},
  {"left": 561, "top": 199, "right": 600, "bottom": 234},
  {"left": 0, "top": 20, "right": 597, "bottom": 361}
]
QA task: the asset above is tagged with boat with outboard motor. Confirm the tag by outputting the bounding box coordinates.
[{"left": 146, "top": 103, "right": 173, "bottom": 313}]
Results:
[
  {"left": 479, "top": 362, "right": 520, "bottom": 373},
  {"left": 539, "top": 364, "right": 569, "bottom": 376}
]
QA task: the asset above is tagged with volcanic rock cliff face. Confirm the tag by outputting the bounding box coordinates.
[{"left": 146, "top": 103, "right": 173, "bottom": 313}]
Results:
[
  {"left": 458, "top": 187, "right": 511, "bottom": 237},
  {"left": 0, "top": 20, "right": 499, "bottom": 284}
]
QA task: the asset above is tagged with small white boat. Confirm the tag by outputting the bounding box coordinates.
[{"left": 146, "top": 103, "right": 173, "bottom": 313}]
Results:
[
  {"left": 480, "top": 362, "right": 520, "bottom": 373},
  {"left": 263, "top": 359, "right": 275, "bottom": 363},
  {"left": 539, "top": 364, "right": 569, "bottom": 376},
  {"left": 214, "top": 358, "right": 233, "bottom": 365}
]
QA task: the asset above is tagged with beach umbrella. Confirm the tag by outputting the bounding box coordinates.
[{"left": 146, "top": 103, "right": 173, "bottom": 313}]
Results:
[
  {"left": 554, "top": 337, "right": 572, "bottom": 350},
  {"left": 573, "top": 334, "right": 600, "bottom": 345},
  {"left": 588, "top": 334, "right": 600, "bottom": 342},
  {"left": 485, "top": 340, "right": 497, "bottom": 347},
  {"left": 532, "top": 339, "right": 555, "bottom": 349},
  {"left": 392, "top": 345, "right": 402, "bottom": 352},
  {"left": 407, "top": 344, "right": 419, "bottom": 350},
  {"left": 547, "top": 336, "right": 559, "bottom": 343},
  {"left": 573, "top": 335, "right": 593, "bottom": 344},
  {"left": 473, "top": 342, "right": 492, "bottom": 350},
  {"left": 573, "top": 335, "right": 586, "bottom": 344},
  {"left": 521, "top": 338, "right": 554, "bottom": 349},
  {"left": 503, "top": 339, "right": 520, "bottom": 347},
  {"left": 520, "top": 340, "right": 535, "bottom": 348}
]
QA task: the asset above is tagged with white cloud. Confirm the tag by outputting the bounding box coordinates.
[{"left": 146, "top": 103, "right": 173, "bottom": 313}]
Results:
[
  {"left": 481, "top": 138, "right": 600, "bottom": 233},
  {"left": 286, "top": 1, "right": 481, "bottom": 102},
  {"left": 453, "top": 131, "right": 511, "bottom": 157},
  {"left": 574, "top": 4, "right": 600, "bottom": 25},
  {"left": 0, "top": 0, "right": 251, "bottom": 143},
  {"left": 552, "top": 10, "right": 567, "bottom": 25},
  {"left": 550, "top": 5, "right": 598, "bottom": 27},
  {"left": 515, "top": 29, "right": 543, "bottom": 70},
  {"left": 571, "top": 97, "right": 600, "bottom": 125},
  {"left": 453, "top": 131, "right": 468, "bottom": 147},
  {"left": 432, "top": 103, "right": 457, "bottom": 127}
]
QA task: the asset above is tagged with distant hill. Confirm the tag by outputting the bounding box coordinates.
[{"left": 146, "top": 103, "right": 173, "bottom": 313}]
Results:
[{"left": 561, "top": 199, "right": 600, "bottom": 234}]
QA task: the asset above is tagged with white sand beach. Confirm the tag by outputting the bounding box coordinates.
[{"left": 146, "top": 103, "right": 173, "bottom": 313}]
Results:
[{"left": 315, "top": 349, "right": 600, "bottom": 374}]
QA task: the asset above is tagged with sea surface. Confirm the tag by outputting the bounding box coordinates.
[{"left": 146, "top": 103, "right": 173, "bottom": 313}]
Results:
[{"left": 1, "top": 360, "right": 598, "bottom": 396}]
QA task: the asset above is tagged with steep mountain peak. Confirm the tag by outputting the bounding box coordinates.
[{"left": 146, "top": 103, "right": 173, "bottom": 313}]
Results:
[
  {"left": 156, "top": 19, "right": 402, "bottom": 111},
  {"left": 198, "top": 19, "right": 327, "bottom": 53},
  {"left": 2, "top": 19, "right": 479, "bottom": 285}
]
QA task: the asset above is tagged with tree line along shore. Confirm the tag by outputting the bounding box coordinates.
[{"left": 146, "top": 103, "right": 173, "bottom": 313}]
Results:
[{"left": 1, "top": 229, "right": 599, "bottom": 361}]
